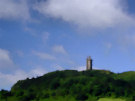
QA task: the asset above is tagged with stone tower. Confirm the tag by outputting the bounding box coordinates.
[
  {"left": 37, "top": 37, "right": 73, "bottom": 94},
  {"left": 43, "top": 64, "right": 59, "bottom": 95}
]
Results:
[{"left": 86, "top": 56, "right": 92, "bottom": 70}]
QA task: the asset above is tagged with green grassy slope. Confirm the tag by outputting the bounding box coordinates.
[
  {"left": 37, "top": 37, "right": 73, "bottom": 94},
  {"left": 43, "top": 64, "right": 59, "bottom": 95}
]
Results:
[
  {"left": 98, "top": 98, "right": 126, "bottom": 101},
  {"left": 117, "top": 71, "right": 135, "bottom": 81},
  {"left": 1, "top": 70, "right": 135, "bottom": 101}
]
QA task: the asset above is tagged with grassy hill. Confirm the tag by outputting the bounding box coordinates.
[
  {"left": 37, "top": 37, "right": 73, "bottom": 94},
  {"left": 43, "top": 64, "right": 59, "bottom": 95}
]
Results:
[
  {"left": 1, "top": 70, "right": 135, "bottom": 101},
  {"left": 117, "top": 71, "right": 135, "bottom": 81}
]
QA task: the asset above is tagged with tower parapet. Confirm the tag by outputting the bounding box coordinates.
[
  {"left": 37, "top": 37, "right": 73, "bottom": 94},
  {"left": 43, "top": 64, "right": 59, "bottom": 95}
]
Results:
[{"left": 86, "top": 56, "right": 92, "bottom": 70}]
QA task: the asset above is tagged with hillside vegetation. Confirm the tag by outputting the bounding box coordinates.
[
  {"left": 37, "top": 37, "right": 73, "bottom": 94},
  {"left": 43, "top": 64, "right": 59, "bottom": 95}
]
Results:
[
  {"left": 117, "top": 71, "right": 135, "bottom": 81},
  {"left": 1, "top": 70, "right": 135, "bottom": 101}
]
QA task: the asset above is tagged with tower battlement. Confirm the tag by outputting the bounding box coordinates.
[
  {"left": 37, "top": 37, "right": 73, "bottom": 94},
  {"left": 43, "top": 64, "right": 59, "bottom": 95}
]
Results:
[{"left": 86, "top": 56, "right": 92, "bottom": 70}]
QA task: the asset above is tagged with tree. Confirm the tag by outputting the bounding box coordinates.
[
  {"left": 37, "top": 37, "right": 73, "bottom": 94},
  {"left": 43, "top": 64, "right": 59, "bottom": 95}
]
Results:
[{"left": 0, "top": 90, "right": 11, "bottom": 101}]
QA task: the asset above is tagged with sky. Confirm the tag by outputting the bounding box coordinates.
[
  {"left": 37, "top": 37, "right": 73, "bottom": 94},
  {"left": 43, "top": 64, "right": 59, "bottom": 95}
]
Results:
[{"left": 0, "top": 0, "right": 135, "bottom": 90}]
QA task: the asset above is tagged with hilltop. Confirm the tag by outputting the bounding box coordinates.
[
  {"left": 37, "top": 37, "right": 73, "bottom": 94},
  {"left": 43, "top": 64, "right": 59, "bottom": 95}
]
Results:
[{"left": 1, "top": 70, "right": 135, "bottom": 101}]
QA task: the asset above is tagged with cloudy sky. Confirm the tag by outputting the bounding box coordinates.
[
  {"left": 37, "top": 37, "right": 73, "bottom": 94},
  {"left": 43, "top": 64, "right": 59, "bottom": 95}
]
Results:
[{"left": 0, "top": 0, "right": 135, "bottom": 90}]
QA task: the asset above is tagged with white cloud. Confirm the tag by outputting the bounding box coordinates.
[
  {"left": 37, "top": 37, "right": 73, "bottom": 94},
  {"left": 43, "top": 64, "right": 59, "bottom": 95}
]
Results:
[
  {"left": 24, "top": 27, "right": 50, "bottom": 43},
  {"left": 34, "top": 0, "right": 134, "bottom": 29},
  {"left": 52, "top": 45, "right": 67, "bottom": 54},
  {"left": 74, "top": 66, "right": 100, "bottom": 71},
  {"left": 0, "top": 70, "right": 28, "bottom": 90},
  {"left": 0, "top": 0, "right": 30, "bottom": 20},
  {"left": 33, "top": 51, "right": 56, "bottom": 60},
  {"left": 0, "top": 70, "right": 27, "bottom": 84},
  {"left": 30, "top": 67, "right": 47, "bottom": 76},
  {"left": 0, "top": 49, "right": 14, "bottom": 70},
  {"left": 0, "top": 67, "right": 47, "bottom": 90},
  {"left": 24, "top": 27, "right": 37, "bottom": 36},
  {"left": 76, "top": 66, "right": 86, "bottom": 71}
]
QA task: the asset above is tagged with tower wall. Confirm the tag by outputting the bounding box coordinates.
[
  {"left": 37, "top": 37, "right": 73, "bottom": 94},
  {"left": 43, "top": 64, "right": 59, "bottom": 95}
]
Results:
[{"left": 86, "top": 56, "right": 92, "bottom": 70}]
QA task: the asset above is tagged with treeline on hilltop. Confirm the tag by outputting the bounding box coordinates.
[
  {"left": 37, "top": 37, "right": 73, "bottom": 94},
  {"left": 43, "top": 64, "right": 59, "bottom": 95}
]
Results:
[{"left": 1, "top": 70, "right": 135, "bottom": 101}]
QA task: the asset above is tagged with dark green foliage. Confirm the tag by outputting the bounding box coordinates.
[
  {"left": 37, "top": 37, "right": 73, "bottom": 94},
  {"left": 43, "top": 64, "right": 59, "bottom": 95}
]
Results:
[
  {"left": 0, "top": 89, "right": 11, "bottom": 101},
  {"left": 43, "top": 93, "right": 50, "bottom": 98},
  {"left": 50, "top": 78, "right": 60, "bottom": 89},
  {"left": 1, "top": 70, "right": 135, "bottom": 101},
  {"left": 132, "top": 96, "right": 135, "bottom": 101},
  {"left": 75, "top": 92, "right": 88, "bottom": 100}
]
